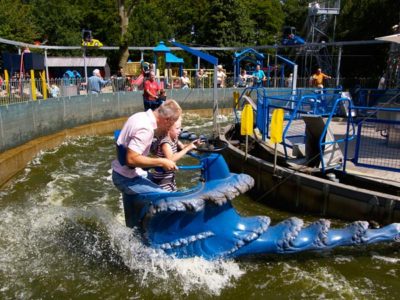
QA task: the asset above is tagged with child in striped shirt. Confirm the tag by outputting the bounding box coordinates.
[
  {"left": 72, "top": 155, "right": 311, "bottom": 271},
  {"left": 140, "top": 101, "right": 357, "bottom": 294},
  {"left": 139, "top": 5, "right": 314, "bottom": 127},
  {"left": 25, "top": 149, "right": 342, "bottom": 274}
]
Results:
[{"left": 151, "top": 116, "right": 200, "bottom": 191}]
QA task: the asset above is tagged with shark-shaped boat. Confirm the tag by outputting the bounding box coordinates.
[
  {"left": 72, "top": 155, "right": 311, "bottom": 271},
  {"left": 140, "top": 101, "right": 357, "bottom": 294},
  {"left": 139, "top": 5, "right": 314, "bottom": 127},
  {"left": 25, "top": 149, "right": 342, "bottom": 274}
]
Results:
[{"left": 117, "top": 139, "right": 400, "bottom": 260}]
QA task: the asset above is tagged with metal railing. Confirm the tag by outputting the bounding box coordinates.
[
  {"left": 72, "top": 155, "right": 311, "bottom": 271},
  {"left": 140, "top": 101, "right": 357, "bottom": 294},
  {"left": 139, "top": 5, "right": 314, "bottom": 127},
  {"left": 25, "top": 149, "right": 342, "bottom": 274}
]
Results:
[{"left": 235, "top": 86, "right": 400, "bottom": 173}]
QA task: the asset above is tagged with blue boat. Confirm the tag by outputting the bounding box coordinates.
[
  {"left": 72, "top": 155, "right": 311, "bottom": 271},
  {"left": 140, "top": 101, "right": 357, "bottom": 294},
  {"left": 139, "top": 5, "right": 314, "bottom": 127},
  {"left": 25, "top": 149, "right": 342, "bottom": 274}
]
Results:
[{"left": 116, "top": 136, "right": 400, "bottom": 260}]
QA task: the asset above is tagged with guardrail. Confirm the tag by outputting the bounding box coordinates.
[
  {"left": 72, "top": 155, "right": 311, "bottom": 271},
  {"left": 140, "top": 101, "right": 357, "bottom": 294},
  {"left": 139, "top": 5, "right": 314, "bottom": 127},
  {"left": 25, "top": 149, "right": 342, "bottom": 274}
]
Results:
[{"left": 235, "top": 87, "right": 400, "bottom": 173}]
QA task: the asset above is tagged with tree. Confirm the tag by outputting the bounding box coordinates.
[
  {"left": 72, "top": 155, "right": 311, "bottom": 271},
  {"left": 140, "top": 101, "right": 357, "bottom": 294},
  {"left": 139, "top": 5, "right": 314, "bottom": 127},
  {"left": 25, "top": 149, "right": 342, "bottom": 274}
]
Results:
[
  {"left": 247, "top": 0, "right": 285, "bottom": 46},
  {"left": 117, "top": 0, "right": 138, "bottom": 68},
  {"left": 0, "top": 0, "right": 39, "bottom": 44},
  {"left": 30, "top": 0, "right": 82, "bottom": 47},
  {"left": 197, "top": 0, "right": 255, "bottom": 47},
  {"left": 336, "top": 0, "right": 400, "bottom": 79}
]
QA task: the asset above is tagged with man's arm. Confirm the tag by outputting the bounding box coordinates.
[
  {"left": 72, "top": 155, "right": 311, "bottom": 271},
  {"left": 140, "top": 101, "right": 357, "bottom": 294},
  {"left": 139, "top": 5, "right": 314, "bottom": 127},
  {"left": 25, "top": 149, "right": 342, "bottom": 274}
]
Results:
[
  {"left": 126, "top": 148, "right": 177, "bottom": 171},
  {"left": 322, "top": 73, "right": 331, "bottom": 79}
]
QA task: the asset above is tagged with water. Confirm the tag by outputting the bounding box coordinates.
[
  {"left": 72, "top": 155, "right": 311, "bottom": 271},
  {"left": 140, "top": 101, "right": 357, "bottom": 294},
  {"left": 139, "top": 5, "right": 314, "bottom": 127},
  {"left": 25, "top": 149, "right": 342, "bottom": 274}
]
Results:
[{"left": 0, "top": 113, "right": 399, "bottom": 299}]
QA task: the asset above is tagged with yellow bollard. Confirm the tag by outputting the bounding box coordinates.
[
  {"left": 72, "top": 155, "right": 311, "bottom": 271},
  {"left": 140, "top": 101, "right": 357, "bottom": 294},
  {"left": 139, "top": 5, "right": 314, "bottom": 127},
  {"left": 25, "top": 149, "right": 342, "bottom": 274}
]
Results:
[
  {"left": 30, "top": 69, "right": 37, "bottom": 100},
  {"left": 4, "top": 70, "right": 9, "bottom": 95},
  {"left": 233, "top": 91, "right": 240, "bottom": 109},
  {"left": 240, "top": 103, "right": 254, "bottom": 160},
  {"left": 40, "top": 70, "right": 47, "bottom": 100}
]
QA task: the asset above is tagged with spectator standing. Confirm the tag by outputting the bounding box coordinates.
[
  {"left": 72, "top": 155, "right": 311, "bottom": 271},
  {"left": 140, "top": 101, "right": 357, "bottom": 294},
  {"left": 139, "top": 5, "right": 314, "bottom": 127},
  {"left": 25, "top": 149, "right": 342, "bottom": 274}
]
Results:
[
  {"left": 196, "top": 68, "right": 208, "bottom": 88},
  {"left": 217, "top": 65, "right": 226, "bottom": 88},
  {"left": 252, "top": 64, "right": 266, "bottom": 87},
  {"left": 114, "top": 67, "right": 126, "bottom": 91},
  {"left": 378, "top": 73, "right": 386, "bottom": 90},
  {"left": 143, "top": 70, "right": 161, "bottom": 110},
  {"left": 87, "top": 69, "right": 110, "bottom": 94},
  {"left": 49, "top": 84, "right": 60, "bottom": 98},
  {"left": 286, "top": 73, "right": 293, "bottom": 88},
  {"left": 181, "top": 70, "right": 191, "bottom": 89},
  {"left": 237, "top": 69, "right": 250, "bottom": 87},
  {"left": 312, "top": 68, "right": 331, "bottom": 88}
]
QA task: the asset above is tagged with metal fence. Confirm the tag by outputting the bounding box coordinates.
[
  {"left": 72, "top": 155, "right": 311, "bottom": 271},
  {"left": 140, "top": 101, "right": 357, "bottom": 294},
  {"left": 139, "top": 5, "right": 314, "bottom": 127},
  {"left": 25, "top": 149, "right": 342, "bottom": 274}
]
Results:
[{"left": 353, "top": 106, "right": 400, "bottom": 172}]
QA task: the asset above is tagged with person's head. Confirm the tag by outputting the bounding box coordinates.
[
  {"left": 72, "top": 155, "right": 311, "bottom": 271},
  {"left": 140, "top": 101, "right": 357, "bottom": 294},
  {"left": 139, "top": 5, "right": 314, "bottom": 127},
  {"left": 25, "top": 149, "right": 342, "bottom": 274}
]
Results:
[
  {"left": 241, "top": 69, "right": 246, "bottom": 75},
  {"left": 256, "top": 64, "right": 261, "bottom": 70},
  {"left": 183, "top": 70, "right": 188, "bottom": 76},
  {"left": 149, "top": 70, "right": 156, "bottom": 81},
  {"left": 168, "top": 116, "right": 182, "bottom": 140},
  {"left": 93, "top": 69, "right": 101, "bottom": 77},
  {"left": 316, "top": 68, "right": 322, "bottom": 74},
  {"left": 217, "top": 65, "right": 223, "bottom": 71},
  {"left": 198, "top": 68, "right": 204, "bottom": 75},
  {"left": 155, "top": 99, "right": 182, "bottom": 134},
  {"left": 159, "top": 89, "right": 166, "bottom": 96}
]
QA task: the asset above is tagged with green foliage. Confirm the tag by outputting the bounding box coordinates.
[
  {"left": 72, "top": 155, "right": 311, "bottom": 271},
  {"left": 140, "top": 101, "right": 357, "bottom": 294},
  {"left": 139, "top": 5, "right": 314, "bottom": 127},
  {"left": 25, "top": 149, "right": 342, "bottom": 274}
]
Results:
[
  {"left": 30, "top": 0, "right": 82, "bottom": 46},
  {"left": 197, "top": 0, "right": 256, "bottom": 47},
  {"left": 281, "top": 0, "right": 308, "bottom": 36},
  {"left": 0, "top": 0, "right": 399, "bottom": 80},
  {"left": 0, "top": 0, "right": 39, "bottom": 42},
  {"left": 247, "top": 0, "right": 285, "bottom": 46}
]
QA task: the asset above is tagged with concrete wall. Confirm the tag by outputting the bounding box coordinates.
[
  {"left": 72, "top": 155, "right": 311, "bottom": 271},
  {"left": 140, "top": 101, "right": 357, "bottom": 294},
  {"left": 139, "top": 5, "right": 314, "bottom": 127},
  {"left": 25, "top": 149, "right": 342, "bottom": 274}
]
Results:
[
  {"left": 0, "top": 88, "right": 236, "bottom": 153},
  {"left": 0, "top": 88, "right": 238, "bottom": 187}
]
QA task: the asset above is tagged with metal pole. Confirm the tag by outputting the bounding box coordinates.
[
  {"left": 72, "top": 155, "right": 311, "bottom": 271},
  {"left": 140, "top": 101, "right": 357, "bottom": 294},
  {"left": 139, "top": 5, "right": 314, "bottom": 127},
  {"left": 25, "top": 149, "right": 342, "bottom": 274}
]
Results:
[
  {"left": 140, "top": 51, "right": 144, "bottom": 61},
  {"left": 44, "top": 49, "right": 49, "bottom": 84},
  {"left": 213, "top": 64, "right": 219, "bottom": 136},
  {"left": 336, "top": 46, "right": 342, "bottom": 87},
  {"left": 83, "top": 47, "right": 88, "bottom": 84},
  {"left": 274, "top": 49, "right": 278, "bottom": 87}
]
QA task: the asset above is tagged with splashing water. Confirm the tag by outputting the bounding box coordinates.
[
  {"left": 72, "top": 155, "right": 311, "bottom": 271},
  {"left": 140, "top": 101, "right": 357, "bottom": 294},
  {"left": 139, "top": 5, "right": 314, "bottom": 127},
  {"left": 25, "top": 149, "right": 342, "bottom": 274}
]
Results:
[{"left": 0, "top": 113, "right": 399, "bottom": 299}]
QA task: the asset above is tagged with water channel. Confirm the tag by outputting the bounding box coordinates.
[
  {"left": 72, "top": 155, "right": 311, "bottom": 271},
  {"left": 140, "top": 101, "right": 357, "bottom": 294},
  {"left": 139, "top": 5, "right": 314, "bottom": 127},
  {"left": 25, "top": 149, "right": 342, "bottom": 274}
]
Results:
[{"left": 0, "top": 112, "right": 399, "bottom": 299}]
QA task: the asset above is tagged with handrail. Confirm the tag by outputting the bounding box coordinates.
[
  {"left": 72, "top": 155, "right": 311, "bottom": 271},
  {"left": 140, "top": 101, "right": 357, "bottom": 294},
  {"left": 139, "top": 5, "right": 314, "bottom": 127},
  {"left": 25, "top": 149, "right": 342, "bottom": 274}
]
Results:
[
  {"left": 282, "top": 94, "right": 320, "bottom": 158},
  {"left": 319, "top": 97, "right": 356, "bottom": 173}
]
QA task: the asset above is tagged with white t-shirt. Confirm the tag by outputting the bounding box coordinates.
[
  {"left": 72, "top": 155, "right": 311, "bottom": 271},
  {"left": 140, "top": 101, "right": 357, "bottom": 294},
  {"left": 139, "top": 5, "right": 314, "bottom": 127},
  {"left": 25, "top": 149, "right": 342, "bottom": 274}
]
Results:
[{"left": 112, "top": 109, "right": 157, "bottom": 178}]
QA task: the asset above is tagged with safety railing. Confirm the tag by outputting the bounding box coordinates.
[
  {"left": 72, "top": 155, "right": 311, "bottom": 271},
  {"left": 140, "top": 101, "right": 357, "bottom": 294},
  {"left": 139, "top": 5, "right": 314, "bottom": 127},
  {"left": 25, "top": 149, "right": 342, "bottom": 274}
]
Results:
[
  {"left": 351, "top": 88, "right": 400, "bottom": 107},
  {"left": 352, "top": 106, "right": 400, "bottom": 172},
  {"left": 319, "top": 98, "right": 356, "bottom": 173}
]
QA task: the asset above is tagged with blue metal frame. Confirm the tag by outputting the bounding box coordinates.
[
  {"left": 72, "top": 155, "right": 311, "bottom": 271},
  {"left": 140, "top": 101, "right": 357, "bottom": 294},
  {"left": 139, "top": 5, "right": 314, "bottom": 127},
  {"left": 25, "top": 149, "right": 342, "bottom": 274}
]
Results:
[{"left": 319, "top": 98, "right": 356, "bottom": 173}]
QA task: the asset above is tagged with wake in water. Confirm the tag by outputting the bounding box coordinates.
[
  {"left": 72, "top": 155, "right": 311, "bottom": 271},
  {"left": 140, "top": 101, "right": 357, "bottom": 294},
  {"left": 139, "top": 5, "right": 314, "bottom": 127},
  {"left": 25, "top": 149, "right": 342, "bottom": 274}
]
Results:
[
  {"left": 0, "top": 198, "right": 244, "bottom": 299},
  {"left": 1, "top": 126, "right": 399, "bottom": 299}
]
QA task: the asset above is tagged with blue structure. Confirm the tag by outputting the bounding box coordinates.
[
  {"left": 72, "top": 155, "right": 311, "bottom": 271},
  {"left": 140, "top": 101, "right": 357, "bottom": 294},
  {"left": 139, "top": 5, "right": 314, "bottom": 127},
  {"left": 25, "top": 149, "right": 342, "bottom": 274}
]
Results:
[
  {"left": 153, "top": 41, "right": 184, "bottom": 86},
  {"left": 116, "top": 133, "right": 400, "bottom": 260},
  {"left": 282, "top": 26, "right": 305, "bottom": 46},
  {"left": 233, "top": 48, "right": 265, "bottom": 83}
]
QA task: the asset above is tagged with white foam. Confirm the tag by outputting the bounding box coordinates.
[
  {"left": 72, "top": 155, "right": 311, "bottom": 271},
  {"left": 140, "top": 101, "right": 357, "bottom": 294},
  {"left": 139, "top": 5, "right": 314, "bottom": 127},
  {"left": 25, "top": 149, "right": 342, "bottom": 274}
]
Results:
[
  {"left": 104, "top": 215, "right": 244, "bottom": 296},
  {"left": 372, "top": 255, "right": 400, "bottom": 264}
]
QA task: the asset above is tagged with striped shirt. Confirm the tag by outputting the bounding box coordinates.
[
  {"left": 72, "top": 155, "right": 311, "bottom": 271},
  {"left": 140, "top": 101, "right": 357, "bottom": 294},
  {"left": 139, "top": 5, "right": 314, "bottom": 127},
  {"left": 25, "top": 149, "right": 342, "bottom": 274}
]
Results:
[{"left": 151, "top": 135, "right": 178, "bottom": 191}]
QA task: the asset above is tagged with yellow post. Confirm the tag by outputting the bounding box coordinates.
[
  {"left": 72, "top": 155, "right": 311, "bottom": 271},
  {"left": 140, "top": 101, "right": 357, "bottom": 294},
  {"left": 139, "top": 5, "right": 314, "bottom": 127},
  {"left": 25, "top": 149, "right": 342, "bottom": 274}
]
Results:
[
  {"left": 40, "top": 70, "right": 47, "bottom": 99},
  {"left": 30, "top": 70, "right": 37, "bottom": 100},
  {"left": 270, "top": 108, "right": 284, "bottom": 173},
  {"left": 240, "top": 103, "right": 254, "bottom": 160},
  {"left": 4, "top": 70, "right": 9, "bottom": 95},
  {"left": 233, "top": 91, "right": 239, "bottom": 109}
]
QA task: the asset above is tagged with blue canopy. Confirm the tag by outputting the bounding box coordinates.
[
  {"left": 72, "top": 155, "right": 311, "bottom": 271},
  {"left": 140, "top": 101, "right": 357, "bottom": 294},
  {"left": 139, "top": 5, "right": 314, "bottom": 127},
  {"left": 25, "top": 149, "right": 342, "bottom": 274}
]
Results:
[
  {"left": 170, "top": 41, "right": 218, "bottom": 65},
  {"left": 234, "top": 48, "right": 264, "bottom": 60},
  {"left": 153, "top": 41, "right": 171, "bottom": 53},
  {"left": 166, "top": 52, "right": 184, "bottom": 64}
]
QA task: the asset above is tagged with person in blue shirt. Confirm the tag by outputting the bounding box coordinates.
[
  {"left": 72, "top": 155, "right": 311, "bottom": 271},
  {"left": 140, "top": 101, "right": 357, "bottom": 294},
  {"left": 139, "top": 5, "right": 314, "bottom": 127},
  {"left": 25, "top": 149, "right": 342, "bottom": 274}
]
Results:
[
  {"left": 252, "top": 64, "right": 266, "bottom": 87},
  {"left": 87, "top": 69, "right": 110, "bottom": 94}
]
